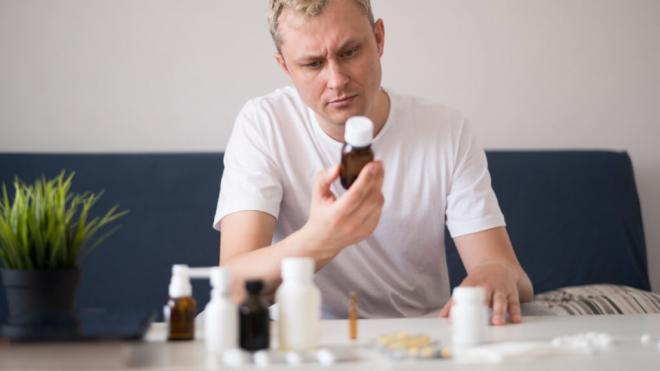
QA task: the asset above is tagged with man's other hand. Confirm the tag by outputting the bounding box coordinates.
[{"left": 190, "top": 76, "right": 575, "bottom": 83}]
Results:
[
  {"left": 437, "top": 227, "right": 533, "bottom": 326},
  {"left": 439, "top": 262, "right": 523, "bottom": 325}
]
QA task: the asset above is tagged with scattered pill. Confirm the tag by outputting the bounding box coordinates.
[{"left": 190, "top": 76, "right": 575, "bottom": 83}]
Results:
[
  {"left": 253, "top": 350, "right": 270, "bottom": 367},
  {"left": 222, "top": 348, "right": 250, "bottom": 367},
  {"left": 285, "top": 351, "right": 304, "bottom": 365},
  {"left": 641, "top": 334, "right": 653, "bottom": 345},
  {"left": 316, "top": 349, "right": 336, "bottom": 365}
]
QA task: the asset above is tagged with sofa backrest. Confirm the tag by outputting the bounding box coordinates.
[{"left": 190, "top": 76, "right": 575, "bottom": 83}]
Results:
[
  {"left": 446, "top": 151, "right": 649, "bottom": 293},
  {"left": 0, "top": 151, "right": 650, "bottom": 320}
]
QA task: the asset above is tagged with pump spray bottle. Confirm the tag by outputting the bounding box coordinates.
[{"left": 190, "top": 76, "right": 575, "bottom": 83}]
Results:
[
  {"left": 205, "top": 267, "right": 238, "bottom": 353},
  {"left": 165, "top": 264, "right": 197, "bottom": 341}
]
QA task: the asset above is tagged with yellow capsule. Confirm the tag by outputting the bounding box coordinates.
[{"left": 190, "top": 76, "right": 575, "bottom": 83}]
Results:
[
  {"left": 420, "top": 346, "right": 434, "bottom": 358},
  {"left": 407, "top": 346, "right": 420, "bottom": 358}
]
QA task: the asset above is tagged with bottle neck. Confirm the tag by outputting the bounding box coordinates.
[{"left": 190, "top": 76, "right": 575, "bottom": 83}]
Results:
[
  {"left": 282, "top": 275, "right": 313, "bottom": 285},
  {"left": 211, "top": 288, "right": 231, "bottom": 299},
  {"left": 344, "top": 142, "right": 372, "bottom": 150}
]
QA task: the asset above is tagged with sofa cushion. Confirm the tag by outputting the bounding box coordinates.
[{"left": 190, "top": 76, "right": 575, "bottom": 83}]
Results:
[{"left": 534, "top": 284, "right": 660, "bottom": 315}]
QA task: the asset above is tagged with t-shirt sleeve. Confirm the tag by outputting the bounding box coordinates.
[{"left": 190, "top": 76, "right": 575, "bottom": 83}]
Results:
[
  {"left": 212, "top": 101, "right": 283, "bottom": 231},
  {"left": 445, "top": 118, "right": 506, "bottom": 237}
]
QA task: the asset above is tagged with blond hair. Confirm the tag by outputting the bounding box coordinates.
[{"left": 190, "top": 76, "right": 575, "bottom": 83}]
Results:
[{"left": 268, "top": 0, "right": 375, "bottom": 49}]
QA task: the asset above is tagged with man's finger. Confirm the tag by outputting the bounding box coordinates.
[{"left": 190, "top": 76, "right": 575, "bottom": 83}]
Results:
[
  {"left": 491, "top": 292, "right": 508, "bottom": 326},
  {"left": 485, "top": 288, "right": 494, "bottom": 307},
  {"left": 357, "top": 198, "right": 384, "bottom": 235},
  {"left": 350, "top": 189, "right": 384, "bottom": 226},
  {"left": 439, "top": 298, "right": 452, "bottom": 318},
  {"left": 313, "top": 165, "right": 340, "bottom": 200},
  {"left": 371, "top": 160, "right": 385, "bottom": 190},
  {"left": 335, "top": 162, "right": 379, "bottom": 212},
  {"left": 508, "top": 296, "right": 522, "bottom": 324}
]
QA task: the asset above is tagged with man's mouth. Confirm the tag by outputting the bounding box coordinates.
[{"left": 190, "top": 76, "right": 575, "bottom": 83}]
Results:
[{"left": 328, "top": 95, "right": 357, "bottom": 107}]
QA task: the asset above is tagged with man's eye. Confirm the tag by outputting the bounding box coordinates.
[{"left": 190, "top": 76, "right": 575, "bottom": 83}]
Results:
[
  {"left": 305, "top": 61, "right": 322, "bottom": 69},
  {"left": 341, "top": 47, "right": 358, "bottom": 58}
]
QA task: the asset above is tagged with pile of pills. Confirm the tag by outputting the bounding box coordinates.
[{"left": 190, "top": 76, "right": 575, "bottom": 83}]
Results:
[
  {"left": 550, "top": 332, "right": 614, "bottom": 353},
  {"left": 375, "top": 331, "right": 451, "bottom": 360},
  {"left": 219, "top": 347, "right": 359, "bottom": 367}
]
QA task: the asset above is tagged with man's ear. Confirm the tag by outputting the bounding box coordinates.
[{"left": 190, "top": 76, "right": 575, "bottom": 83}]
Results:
[
  {"left": 274, "top": 52, "right": 291, "bottom": 78},
  {"left": 374, "top": 18, "right": 385, "bottom": 57}
]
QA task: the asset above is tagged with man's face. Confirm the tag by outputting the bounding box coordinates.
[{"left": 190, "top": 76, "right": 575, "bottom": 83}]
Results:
[{"left": 275, "top": 0, "right": 384, "bottom": 131}]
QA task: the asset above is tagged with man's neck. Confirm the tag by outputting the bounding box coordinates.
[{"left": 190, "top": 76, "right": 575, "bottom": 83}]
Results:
[{"left": 317, "top": 88, "right": 391, "bottom": 143}]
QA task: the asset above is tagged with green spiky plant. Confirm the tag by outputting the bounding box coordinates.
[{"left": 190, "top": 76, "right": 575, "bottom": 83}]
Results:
[{"left": 0, "top": 171, "right": 128, "bottom": 270}]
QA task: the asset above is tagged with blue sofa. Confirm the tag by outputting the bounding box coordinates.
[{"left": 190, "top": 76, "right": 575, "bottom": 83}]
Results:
[{"left": 0, "top": 151, "right": 650, "bottom": 320}]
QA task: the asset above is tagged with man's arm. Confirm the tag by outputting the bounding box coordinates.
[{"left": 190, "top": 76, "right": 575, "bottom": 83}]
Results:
[
  {"left": 219, "top": 210, "right": 311, "bottom": 301},
  {"left": 439, "top": 226, "right": 533, "bottom": 325},
  {"left": 219, "top": 162, "right": 384, "bottom": 301}
]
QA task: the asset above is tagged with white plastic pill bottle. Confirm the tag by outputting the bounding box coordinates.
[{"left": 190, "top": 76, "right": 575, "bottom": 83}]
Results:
[
  {"left": 205, "top": 267, "right": 238, "bottom": 353},
  {"left": 450, "top": 286, "right": 488, "bottom": 347},
  {"left": 276, "top": 257, "right": 321, "bottom": 351}
]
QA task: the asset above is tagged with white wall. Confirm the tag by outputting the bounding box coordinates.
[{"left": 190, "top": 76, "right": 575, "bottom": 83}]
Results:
[{"left": 1, "top": 0, "right": 659, "bottom": 291}]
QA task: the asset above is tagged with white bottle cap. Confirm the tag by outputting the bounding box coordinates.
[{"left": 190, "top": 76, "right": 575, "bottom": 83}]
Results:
[
  {"left": 344, "top": 116, "right": 374, "bottom": 147},
  {"left": 210, "top": 267, "right": 232, "bottom": 294},
  {"left": 452, "top": 286, "right": 486, "bottom": 304},
  {"left": 169, "top": 264, "right": 192, "bottom": 298},
  {"left": 281, "top": 257, "right": 314, "bottom": 282}
]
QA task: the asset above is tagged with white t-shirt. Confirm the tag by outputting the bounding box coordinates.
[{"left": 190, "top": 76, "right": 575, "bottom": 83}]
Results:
[{"left": 214, "top": 86, "right": 505, "bottom": 318}]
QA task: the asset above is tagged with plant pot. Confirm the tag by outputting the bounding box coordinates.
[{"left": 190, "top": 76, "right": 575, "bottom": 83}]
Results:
[{"left": 1, "top": 269, "right": 80, "bottom": 340}]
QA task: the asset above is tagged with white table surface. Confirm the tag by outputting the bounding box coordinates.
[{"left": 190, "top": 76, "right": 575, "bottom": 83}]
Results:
[{"left": 2, "top": 314, "right": 660, "bottom": 370}]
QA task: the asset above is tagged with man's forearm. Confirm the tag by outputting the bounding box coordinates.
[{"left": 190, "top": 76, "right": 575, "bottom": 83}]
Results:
[{"left": 220, "top": 225, "right": 338, "bottom": 300}]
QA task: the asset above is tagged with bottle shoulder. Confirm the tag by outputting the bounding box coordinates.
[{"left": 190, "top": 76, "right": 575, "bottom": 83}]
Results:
[
  {"left": 168, "top": 296, "right": 197, "bottom": 310},
  {"left": 276, "top": 283, "right": 320, "bottom": 300},
  {"left": 341, "top": 143, "right": 373, "bottom": 154},
  {"left": 239, "top": 296, "right": 269, "bottom": 314}
]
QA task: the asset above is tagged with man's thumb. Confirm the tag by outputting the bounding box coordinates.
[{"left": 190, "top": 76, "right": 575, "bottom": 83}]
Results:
[{"left": 313, "top": 165, "right": 340, "bottom": 199}]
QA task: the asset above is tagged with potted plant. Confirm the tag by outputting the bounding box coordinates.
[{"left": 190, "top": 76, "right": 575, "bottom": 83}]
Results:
[{"left": 0, "top": 171, "right": 127, "bottom": 339}]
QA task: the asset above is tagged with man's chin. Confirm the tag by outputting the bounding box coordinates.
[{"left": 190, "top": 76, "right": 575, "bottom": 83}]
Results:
[{"left": 322, "top": 108, "right": 365, "bottom": 126}]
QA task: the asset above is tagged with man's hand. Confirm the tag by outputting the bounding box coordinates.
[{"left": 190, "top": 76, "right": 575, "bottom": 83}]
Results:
[
  {"left": 300, "top": 160, "right": 385, "bottom": 264},
  {"left": 219, "top": 160, "right": 384, "bottom": 300},
  {"left": 439, "top": 261, "right": 523, "bottom": 325},
  {"left": 438, "top": 227, "right": 534, "bottom": 326}
]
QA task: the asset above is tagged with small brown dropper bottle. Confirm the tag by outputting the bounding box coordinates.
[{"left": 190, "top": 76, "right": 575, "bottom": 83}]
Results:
[
  {"left": 340, "top": 116, "right": 374, "bottom": 189},
  {"left": 239, "top": 279, "right": 270, "bottom": 351},
  {"left": 166, "top": 264, "right": 197, "bottom": 341}
]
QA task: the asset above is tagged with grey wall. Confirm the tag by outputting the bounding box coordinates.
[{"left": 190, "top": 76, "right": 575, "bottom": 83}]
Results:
[{"left": 1, "top": 0, "right": 659, "bottom": 291}]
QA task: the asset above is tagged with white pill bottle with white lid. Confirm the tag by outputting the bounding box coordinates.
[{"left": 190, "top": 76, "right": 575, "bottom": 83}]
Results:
[
  {"left": 451, "top": 286, "right": 488, "bottom": 347},
  {"left": 276, "top": 257, "right": 321, "bottom": 351},
  {"left": 205, "top": 267, "right": 238, "bottom": 353}
]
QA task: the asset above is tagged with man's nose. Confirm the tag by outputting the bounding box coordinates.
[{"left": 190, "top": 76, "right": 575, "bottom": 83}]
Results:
[{"left": 325, "top": 60, "right": 349, "bottom": 90}]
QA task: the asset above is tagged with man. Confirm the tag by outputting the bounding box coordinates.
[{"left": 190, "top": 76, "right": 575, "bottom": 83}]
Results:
[{"left": 213, "top": 0, "right": 533, "bottom": 324}]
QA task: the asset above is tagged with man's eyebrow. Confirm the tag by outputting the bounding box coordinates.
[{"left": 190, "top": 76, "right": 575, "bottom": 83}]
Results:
[
  {"left": 293, "top": 38, "right": 363, "bottom": 63},
  {"left": 337, "top": 38, "right": 361, "bottom": 50}
]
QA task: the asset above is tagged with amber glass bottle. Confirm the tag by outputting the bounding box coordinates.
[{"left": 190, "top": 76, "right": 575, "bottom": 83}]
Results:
[
  {"left": 166, "top": 265, "right": 197, "bottom": 341},
  {"left": 167, "top": 296, "right": 197, "bottom": 340},
  {"left": 340, "top": 116, "right": 374, "bottom": 189}
]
